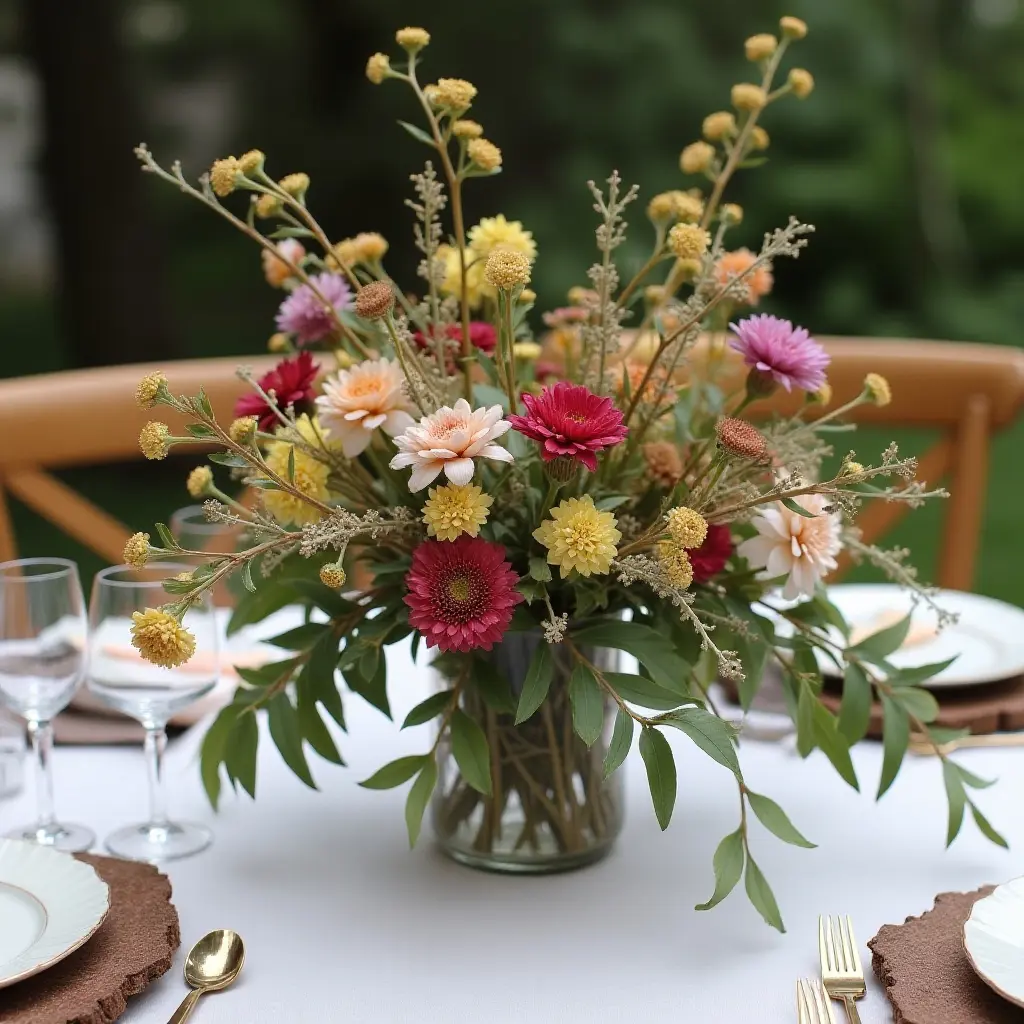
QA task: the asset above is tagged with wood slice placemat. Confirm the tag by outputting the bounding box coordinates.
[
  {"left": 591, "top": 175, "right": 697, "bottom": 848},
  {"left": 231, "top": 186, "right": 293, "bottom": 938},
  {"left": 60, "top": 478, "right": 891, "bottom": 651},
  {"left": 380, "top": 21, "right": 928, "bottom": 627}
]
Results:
[
  {"left": 0, "top": 854, "right": 180, "bottom": 1024},
  {"left": 868, "top": 886, "right": 1022, "bottom": 1024}
]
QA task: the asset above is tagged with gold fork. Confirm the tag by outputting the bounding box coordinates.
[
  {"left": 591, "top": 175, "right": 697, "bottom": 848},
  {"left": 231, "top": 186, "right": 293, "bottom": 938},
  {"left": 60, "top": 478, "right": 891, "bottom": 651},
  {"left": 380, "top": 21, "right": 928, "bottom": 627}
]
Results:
[
  {"left": 797, "top": 977, "right": 837, "bottom": 1024},
  {"left": 819, "top": 915, "right": 866, "bottom": 1023}
]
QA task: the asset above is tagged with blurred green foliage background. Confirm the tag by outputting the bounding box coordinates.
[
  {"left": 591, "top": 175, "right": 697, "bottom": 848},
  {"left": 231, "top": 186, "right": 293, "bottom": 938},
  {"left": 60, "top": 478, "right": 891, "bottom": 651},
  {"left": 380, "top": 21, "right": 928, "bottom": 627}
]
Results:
[{"left": 1, "top": 0, "right": 1022, "bottom": 598}]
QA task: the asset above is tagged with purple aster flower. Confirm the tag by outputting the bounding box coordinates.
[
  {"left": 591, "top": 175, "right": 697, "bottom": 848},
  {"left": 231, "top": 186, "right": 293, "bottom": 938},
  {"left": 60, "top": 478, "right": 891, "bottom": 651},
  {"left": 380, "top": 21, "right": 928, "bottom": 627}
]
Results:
[
  {"left": 727, "top": 314, "right": 830, "bottom": 393},
  {"left": 275, "top": 272, "right": 352, "bottom": 345}
]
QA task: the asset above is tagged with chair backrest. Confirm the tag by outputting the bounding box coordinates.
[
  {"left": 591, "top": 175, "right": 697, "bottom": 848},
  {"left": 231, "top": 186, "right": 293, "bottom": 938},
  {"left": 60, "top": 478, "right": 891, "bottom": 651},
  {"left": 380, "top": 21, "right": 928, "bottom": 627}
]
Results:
[{"left": 1, "top": 339, "right": 1022, "bottom": 590}]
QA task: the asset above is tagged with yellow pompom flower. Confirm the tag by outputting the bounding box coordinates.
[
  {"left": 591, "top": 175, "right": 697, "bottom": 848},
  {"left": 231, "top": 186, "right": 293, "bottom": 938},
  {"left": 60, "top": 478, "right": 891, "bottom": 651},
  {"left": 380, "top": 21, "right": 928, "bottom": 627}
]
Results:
[
  {"left": 395, "top": 27, "right": 430, "bottom": 50},
  {"left": 186, "top": 466, "right": 213, "bottom": 499},
  {"left": 533, "top": 495, "right": 621, "bottom": 579},
  {"left": 366, "top": 52, "right": 391, "bottom": 84},
  {"left": 467, "top": 138, "right": 502, "bottom": 171},
  {"left": 731, "top": 83, "right": 768, "bottom": 111},
  {"left": 668, "top": 223, "right": 711, "bottom": 260},
  {"left": 130, "top": 608, "right": 196, "bottom": 668},
  {"left": 435, "top": 78, "right": 477, "bottom": 109},
  {"left": 680, "top": 141, "right": 715, "bottom": 174},
  {"left": 788, "top": 68, "right": 815, "bottom": 99},
  {"left": 229, "top": 416, "right": 258, "bottom": 445},
  {"left": 519, "top": 288, "right": 537, "bottom": 304},
  {"left": 513, "top": 341, "right": 542, "bottom": 360},
  {"left": 745, "top": 34, "right": 778, "bottom": 61},
  {"left": 749, "top": 126, "right": 770, "bottom": 151},
  {"left": 452, "top": 119, "right": 484, "bottom": 139},
  {"left": 864, "top": 373, "right": 892, "bottom": 407},
  {"left": 484, "top": 247, "right": 531, "bottom": 291},
  {"left": 238, "top": 149, "right": 265, "bottom": 175},
  {"left": 780, "top": 16, "right": 808, "bottom": 39},
  {"left": 437, "top": 244, "right": 486, "bottom": 309},
  {"left": 123, "top": 532, "right": 150, "bottom": 569},
  {"left": 656, "top": 540, "right": 694, "bottom": 590},
  {"left": 812, "top": 381, "right": 833, "bottom": 406},
  {"left": 422, "top": 483, "right": 493, "bottom": 542},
  {"left": 255, "top": 193, "right": 282, "bottom": 219},
  {"left": 673, "top": 191, "right": 704, "bottom": 223},
  {"left": 268, "top": 332, "right": 290, "bottom": 353},
  {"left": 647, "top": 192, "right": 678, "bottom": 224},
  {"left": 721, "top": 203, "right": 744, "bottom": 225},
  {"left": 139, "top": 421, "right": 171, "bottom": 460},
  {"left": 468, "top": 215, "right": 536, "bottom": 260},
  {"left": 842, "top": 461, "right": 865, "bottom": 477},
  {"left": 703, "top": 111, "right": 737, "bottom": 140},
  {"left": 261, "top": 416, "right": 335, "bottom": 526},
  {"left": 354, "top": 231, "right": 388, "bottom": 262},
  {"left": 209, "top": 156, "right": 242, "bottom": 197},
  {"left": 665, "top": 507, "right": 708, "bottom": 549},
  {"left": 319, "top": 564, "right": 347, "bottom": 589},
  {"left": 278, "top": 172, "right": 310, "bottom": 199},
  {"left": 135, "top": 371, "right": 167, "bottom": 409}
]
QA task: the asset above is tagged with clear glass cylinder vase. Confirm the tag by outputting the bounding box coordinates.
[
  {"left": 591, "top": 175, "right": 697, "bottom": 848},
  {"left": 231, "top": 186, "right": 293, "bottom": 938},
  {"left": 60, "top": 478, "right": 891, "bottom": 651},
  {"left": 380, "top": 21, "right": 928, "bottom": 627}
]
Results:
[{"left": 430, "top": 632, "right": 624, "bottom": 874}]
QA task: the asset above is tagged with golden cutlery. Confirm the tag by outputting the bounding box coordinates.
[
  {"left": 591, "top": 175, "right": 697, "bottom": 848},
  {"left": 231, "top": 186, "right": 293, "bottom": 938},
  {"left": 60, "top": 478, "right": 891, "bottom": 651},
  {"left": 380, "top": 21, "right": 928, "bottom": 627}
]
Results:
[
  {"left": 167, "top": 929, "right": 245, "bottom": 1024},
  {"left": 797, "top": 977, "right": 837, "bottom": 1024},
  {"left": 819, "top": 914, "right": 865, "bottom": 1024},
  {"left": 909, "top": 731, "right": 1024, "bottom": 756}
]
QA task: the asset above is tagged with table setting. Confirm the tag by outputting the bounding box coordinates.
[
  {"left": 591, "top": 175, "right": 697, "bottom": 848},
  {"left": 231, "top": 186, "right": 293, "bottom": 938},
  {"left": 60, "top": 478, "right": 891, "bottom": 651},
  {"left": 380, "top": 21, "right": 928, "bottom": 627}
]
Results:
[{"left": 4, "top": 12, "right": 1024, "bottom": 1022}]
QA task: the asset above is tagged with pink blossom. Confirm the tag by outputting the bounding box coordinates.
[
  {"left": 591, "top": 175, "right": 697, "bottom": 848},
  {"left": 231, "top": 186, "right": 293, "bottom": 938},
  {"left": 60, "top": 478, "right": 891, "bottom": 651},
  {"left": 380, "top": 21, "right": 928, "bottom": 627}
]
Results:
[
  {"left": 275, "top": 272, "right": 352, "bottom": 345},
  {"left": 728, "top": 314, "right": 830, "bottom": 393}
]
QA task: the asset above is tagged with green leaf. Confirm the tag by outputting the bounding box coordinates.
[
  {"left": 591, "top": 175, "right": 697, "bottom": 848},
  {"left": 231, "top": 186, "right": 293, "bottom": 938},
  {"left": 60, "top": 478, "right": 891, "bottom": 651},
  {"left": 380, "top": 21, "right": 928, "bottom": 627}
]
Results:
[
  {"left": 953, "top": 762, "right": 995, "bottom": 790},
  {"left": 780, "top": 497, "right": 817, "bottom": 518},
  {"left": 528, "top": 557, "right": 552, "bottom": 583},
  {"left": 296, "top": 685, "right": 342, "bottom": 765},
  {"left": 288, "top": 579, "right": 355, "bottom": 617},
  {"left": 405, "top": 759, "right": 438, "bottom": 847},
  {"left": 360, "top": 754, "right": 428, "bottom": 790},
  {"left": 154, "top": 522, "right": 176, "bottom": 549},
  {"left": 886, "top": 658, "right": 957, "bottom": 687},
  {"left": 397, "top": 119, "right": 437, "bottom": 146},
  {"left": 208, "top": 452, "right": 251, "bottom": 468},
  {"left": 571, "top": 620, "right": 689, "bottom": 693},
  {"left": 450, "top": 709, "right": 492, "bottom": 795},
  {"left": 267, "top": 693, "right": 316, "bottom": 789},
  {"left": 890, "top": 685, "right": 940, "bottom": 724},
  {"left": 795, "top": 682, "right": 816, "bottom": 757},
  {"left": 744, "top": 855, "right": 786, "bottom": 933},
  {"left": 236, "top": 658, "right": 299, "bottom": 689},
  {"left": 746, "top": 791, "right": 816, "bottom": 848},
  {"left": 695, "top": 829, "right": 745, "bottom": 911},
  {"left": 969, "top": 802, "right": 1008, "bottom": 848},
  {"left": 228, "top": 582, "right": 300, "bottom": 636},
  {"left": 837, "top": 662, "right": 872, "bottom": 745},
  {"left": 878, "top": 694, "right": 910, "bottom": 798},
  {"left": 299, "top": 630, "right": 344, "bottom": 727},
  {"left": 343, "top": 653, "right": 391, "bottom": 719},
  {"left": 184, "top": 423, "right": 217, "bottom": 439},
  {"left": 603, "top": 671, "right": 687, "bottom": 711},
  {"left": 266, "top": 623, "right": 327, "bottom": 650},
  {"left": 569, "top": 664, "right": 605, "bottom": 747},
  {"left": 847, "top": 614, "right": 912, "bottom": 662},
  {"left": 200, "top": 704, "right": 240, "bottom": 808},
  {"left": 661, "top": 707, "right": 741, "bottom": 778},
  {"left": 942, "top": 760, "right": 966, "bottom": 847},
  {"left": 470, "top": 658, "right": 517, "bottom": 714},
  {"left": 603, "top": 708, "right": 634, "bottom": 778},
  {"left": 595, "top": 495, "right": 631, "bottom": 511},
  {"left": 811, "top": 701, "right": 859, "bottom": 791},
  {"left": 225, "top": 710, "right": 259, "bottom": 799},
  {"left": 639, "top": 727, "right": 677, "bottom": 830},
  {"left": 402, "top": 691, "right": 453, "bottom": 729},
  {"left": 286, "top": 445, "right": 296, "bottom": 483},
  {"left": 268, "top": 225, "right": 315, "bottom": 240},
  {"left": 515, "top": 641, "right": 553, "bottom": 724},
  {"left": 472, "top": 382, "right": 510, "bottom": 413}
]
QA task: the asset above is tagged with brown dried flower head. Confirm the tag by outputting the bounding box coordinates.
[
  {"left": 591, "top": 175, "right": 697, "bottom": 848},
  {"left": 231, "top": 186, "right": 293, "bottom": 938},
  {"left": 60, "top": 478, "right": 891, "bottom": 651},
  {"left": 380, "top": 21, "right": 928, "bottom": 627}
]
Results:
[
  {"left": 354, "top": 280, "right": 395, "bottom": 321},
  {"left": 716, "top": 417, "right": 769, "bottom": 461},
  {"left": 319, "top": 564, "right": 347, "bottom": 589}
]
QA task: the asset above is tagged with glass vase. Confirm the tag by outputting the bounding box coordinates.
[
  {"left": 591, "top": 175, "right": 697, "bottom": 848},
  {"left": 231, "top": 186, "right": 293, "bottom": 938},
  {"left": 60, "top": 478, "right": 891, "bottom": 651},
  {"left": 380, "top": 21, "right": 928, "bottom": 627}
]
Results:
[{"left": 431, "top": 632, "right": 624, "bottom": 874}]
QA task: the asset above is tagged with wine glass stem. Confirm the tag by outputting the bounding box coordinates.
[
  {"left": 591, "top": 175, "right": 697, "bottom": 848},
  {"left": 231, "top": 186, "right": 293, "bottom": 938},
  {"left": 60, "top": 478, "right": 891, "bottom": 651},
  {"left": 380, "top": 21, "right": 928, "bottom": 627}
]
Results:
[
  {"left": 27, "top": 718, "right": 57, "bottom": 828},
  {"left": 145, "top": 725, "right": 170, "bottom": 827}
]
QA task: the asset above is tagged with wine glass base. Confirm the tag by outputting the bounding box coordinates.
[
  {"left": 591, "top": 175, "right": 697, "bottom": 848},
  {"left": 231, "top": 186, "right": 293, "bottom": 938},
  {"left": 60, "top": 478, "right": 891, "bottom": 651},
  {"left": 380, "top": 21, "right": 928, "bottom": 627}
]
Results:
[
  {"left": 6, "top": 821, "right": 95, "bottom": 853},
  {"left": 105, "top": 821, "right": 212, "bottom": 862}
]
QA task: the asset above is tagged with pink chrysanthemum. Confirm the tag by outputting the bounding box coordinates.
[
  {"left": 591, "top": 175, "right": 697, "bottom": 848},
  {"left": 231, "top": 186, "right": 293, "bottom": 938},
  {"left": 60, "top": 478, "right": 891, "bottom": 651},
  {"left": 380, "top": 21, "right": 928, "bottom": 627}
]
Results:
[
  {"left": 508, "top": 381, "right": 628, "bottom": 471},
  {"left": 728, "top": 314, "right": 830, "bottom": 393},
  {"left": 234, "top": 351, "right": 319, "bottom": 431},
  {"left": 404, "top": 536, "right": 523, "bottom": 653},
  {"left": 275, "top": 272, "right": 352, "bottom": 345}
]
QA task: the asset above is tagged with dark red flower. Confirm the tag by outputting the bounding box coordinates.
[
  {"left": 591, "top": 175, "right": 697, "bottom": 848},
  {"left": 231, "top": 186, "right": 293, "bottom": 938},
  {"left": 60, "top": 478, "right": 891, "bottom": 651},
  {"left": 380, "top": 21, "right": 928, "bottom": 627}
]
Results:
[
  {"left": 413, "top": 321, "right": 498, "bottom": 362},
  {"left": 234, "top": 351, "right": 319, "bottom": 431},
  {"left": 507, "top": 381, "right": 628, "bottom": 472},
  {"left": 690, "top": 524, "right": 733, "bottom": 584},
  {"left": 404, "top": 536, "right": 523, "bottom": 653}
]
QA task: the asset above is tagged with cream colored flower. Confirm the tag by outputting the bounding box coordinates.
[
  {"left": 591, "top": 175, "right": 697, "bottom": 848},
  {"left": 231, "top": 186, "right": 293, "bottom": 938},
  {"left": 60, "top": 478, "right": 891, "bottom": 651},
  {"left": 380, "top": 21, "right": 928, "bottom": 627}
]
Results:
[
  {"left": 130, "top": 608, "right": 196, "bottom": 668},
  {"left": 484, "top": 247, "right": 531, "bottom": 290},
  {"left": 467, "top": 138, "right": 502, "bottom": 171},
  {"left": 788, "top": 68, "right": 814, "bottom": 98},
  {"left": 186, "top": 466, "right": 213, "bottom": 498},
  {"left": 643, "top": 442, "right": 683, "bottom": 489},
  {"left": 533, "top": 495, "right": 620, "bottom": 578},
  {"left": 731, "top": 83, "right": 767, "bottom": 111},
  {"left": 703, "top": 111, "right": 737, "bottom": 140},
  {"left": 229, "top": 416, "right": 258, "bottom": 445},
  {"left": 812, "top": 382, "right": 833, "bottom": 406},
  {"left": 238, "top": 149, "right": 264, "bottom": 175},
  {"left": 390, "top": 399, "right": 513, "bottom": 492},
  {"left": 255, "top": 193, "right": 282, "bottom": 218},
  {"left": 396, "top": 27, "right": 430, "bottom": 50},
  {"left": 745, "top": 34, "right": 778, "bottom": 61},
  {"left": 656, "top": 540, "right": 694, "bottom": 590},
  {"left": 316, "top": 357, "right": 415, "bottom": 457},
  {"left": 513, "top": 341, "right": 542, "bottom": 360},
  {"left": 123, "top": 532, "right": 150, "bottom": 569},
  {"left": 738, "top": 494, "right": 842, "bottom": 600},
  {"left": 680, "top": 141, "right": 715, "bottom": 174},
  {"left": 139, "top": 421, "right": 171, "bottom": 460},
  {"left": 864, "top": 373, "right": 892, "bottom": 407},
  {"left": 749, "top": 126, "right": 770, "bottom": 151},
  {"left": 422, "top": 483, "right": 493, "bottom": 541},
  {"left": 278, "top": 172, "right": 309, "bottom": 198},
  {"left": 780, "top": 16, "right": 808, "bottom": 39},
  {"left": 437, "top": 244, "right": 487, "bottom": 308},
  {"left": 468, "top": 214, "right": 536, "bottom": 260},
  {"left": 366, "top": 52, "right": 391, "bottom": 84},
  {"left": 452, "top": 119, "right": 483, "bottom": 139},
  {"left": 268, "top": 332, "right": 290, "bottom": 353},
  {"left": 209, "top": 156, "right": 242, "bottom": 197},
  {"left": 669, "top": 223, "right": 710, "bottom": 260},
  {"left": 665, "top": 507, "right": 708, "bottom": 549},
  {"left": 435, "top": 78, "right": 477, "bottom": 109},
  {"left": 135, "top": 371, "right": 167, "bottom": 409},
  {"left": 715, "top": 248, "right": 774, "bottom": 306},
  {"left": 262, "top": 238, "right": 305, "bottom": 288},
  {"left": 329, "top": 232, "right": 389, "bottom": 269}
]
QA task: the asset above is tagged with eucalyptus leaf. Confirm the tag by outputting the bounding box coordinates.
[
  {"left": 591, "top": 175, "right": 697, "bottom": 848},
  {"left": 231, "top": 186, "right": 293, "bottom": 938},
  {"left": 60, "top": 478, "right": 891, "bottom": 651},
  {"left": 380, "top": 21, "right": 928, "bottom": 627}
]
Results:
[
  {"left": 296, "top": 685, "right": 342, "bottom": 765},
  {"left": 470, "top": 659, "right": 517, "bottom": 714},
  {"left": 887, "top": 658, "right": 958, "bottom": 687},
  {"left": 200, "top": 704, "right": 239, "bottom": 808},
  {"left": 744, "top": 855, "right": 785, "bottom": 933},
  {"left": 515, "top": 641, "right": 553, "bottom": 724},
  {"left": 941, "top": 760, "right": 966, "bottom": 846},
  {"left": 266, "top": 623, "right": 327, "bottom": 650},
  {"left": 811, "top": 701, "right": 859, "bottom": 791},
  {"left": 639, "top": 727, "right": 677, "bottom": 830},
  {"left": 569, "top": 664, "right": 604, "bottom": 747},
  {"left": 661, "top": 706, "right": 741, "bottom": 778},
  {"left": 837, "top": 662, "right": 872, "bottom": 745},
  {"left": 969, "top": 802, "right": 1008, "bottom": 848},
  {"left": 848, "top": 615, "right": 912, "bottom": 662},
  {"left": 878, "top": 694, "right": 909, "bottom": 798},
  {"left": 360, "top": 754, "right": 428, "bottom": 790},
  {"left": 890, "top": 685, "right": 940, "bottom": 724},
  {"left": 571, "top": 620, "right": 688, "bottom": 693},
  {"left": 225, "top": 709, "right": 259, "bottom": 799},
  {"left": 695, "top": 829, "right": 744, "bottom": 911},
  {"left": 746, "top": 791, "right": 816, "bottom": 848},
  {"left": 398, "top": 119, "right": 438, "bottom": 146},
  {"left": 603, "top": 671, "right": 688, "bottom": 711},
  {"left": 528, "top": 557, "right": 553, "bottom": 583},
  {"left": 603, "top": 707, "right": 634, "bottom": 778},
  {"left": 780, "top": 497, "right": 817, "bottom": 518},
  {"left": 402, "top": 691, "right": 453, "bottom": 730},
  {"left": 450, "top": 709, "right": 493, "bottom": 796},
  {"left": 267, "top": 692, "right": 316, "bottom": 789},
  {"left": 300, "top": 630, "right": 344, "bottom": 728},
  {"left": 405, "top": 759, "right": 438, "bottom": 847}
]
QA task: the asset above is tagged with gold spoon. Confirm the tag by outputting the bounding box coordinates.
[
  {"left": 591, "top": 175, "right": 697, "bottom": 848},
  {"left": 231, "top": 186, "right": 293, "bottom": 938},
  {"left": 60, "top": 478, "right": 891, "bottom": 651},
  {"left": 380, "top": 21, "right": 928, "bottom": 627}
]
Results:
[{"left": 167, "top": 929, "right": 245, "bottom": 1023}]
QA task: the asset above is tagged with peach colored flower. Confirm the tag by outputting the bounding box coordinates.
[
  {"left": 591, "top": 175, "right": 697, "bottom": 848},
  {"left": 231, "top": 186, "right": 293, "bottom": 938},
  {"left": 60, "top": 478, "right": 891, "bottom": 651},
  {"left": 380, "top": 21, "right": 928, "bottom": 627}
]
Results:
[
  {"left": 262, "top": 239, "right": 305, "bottom": 288},
  {"left": 315, "top": 357, "right": 415, "bottom": 457},
  {"left": 715, "top": 248, "right": 774, "bottom": 307},
  {"left": 737, "top": 494, "right": 842, "bottom": 600},
  {"left": 390, "top": 399, "right": 513, "bottom": 492}
]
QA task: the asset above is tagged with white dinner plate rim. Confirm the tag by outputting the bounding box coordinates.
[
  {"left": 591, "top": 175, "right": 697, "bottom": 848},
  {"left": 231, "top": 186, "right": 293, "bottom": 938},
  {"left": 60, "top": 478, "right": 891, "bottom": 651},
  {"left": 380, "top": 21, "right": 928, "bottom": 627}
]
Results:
[
  {"left": 962, "top": 875, "right": 1024, "bottom": 1009},
  {"left": 0, "top": 839, "right": 110, "bottom": 989}
]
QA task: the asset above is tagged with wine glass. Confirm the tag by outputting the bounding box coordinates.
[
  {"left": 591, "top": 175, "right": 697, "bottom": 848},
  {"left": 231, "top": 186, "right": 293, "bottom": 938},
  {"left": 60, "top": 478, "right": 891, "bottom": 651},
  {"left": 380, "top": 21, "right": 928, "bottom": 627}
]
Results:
[
  {"left": 0, "top": 557, "right": 94, "bottom": 851},
  {"left": 87, "top": 563, "right": 219, "bottom": 861}
]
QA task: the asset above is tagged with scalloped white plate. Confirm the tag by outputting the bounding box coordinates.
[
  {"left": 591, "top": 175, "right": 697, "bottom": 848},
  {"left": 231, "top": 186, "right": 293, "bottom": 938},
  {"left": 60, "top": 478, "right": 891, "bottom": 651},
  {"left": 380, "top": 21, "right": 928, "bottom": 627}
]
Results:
[
  {"left": 0, "top": 839, "right": 110, "bottom": 989},
  {"left": 963, "top": 876, "right": 1024, "bottom": 1009}
]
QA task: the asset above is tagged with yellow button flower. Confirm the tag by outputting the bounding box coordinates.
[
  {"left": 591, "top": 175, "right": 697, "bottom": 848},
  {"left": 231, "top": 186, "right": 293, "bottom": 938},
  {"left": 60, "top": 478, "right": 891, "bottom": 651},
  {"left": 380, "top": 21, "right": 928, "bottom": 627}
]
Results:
[
  {"left": 533, "top": 495, "right": 621, "bottom": 578},
  {"left": 422, "top": 483, "right": 493, "bottom": 542},
  {"left": 130, "top": 608, "right": 196, "bottom": 668}
]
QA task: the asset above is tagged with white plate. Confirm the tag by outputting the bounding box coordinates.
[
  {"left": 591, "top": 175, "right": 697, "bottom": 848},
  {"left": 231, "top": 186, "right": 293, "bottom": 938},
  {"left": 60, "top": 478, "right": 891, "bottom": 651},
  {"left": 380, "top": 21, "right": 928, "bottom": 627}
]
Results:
[
  {"left": 767, "top": 584, "right": 1024, "bottom": 689},
  {"left": 963, "top": 876, "right": 1024, "bottom": 1008},
  {"left": 0, "top": 839, "right": 110, "bottom": 988}
]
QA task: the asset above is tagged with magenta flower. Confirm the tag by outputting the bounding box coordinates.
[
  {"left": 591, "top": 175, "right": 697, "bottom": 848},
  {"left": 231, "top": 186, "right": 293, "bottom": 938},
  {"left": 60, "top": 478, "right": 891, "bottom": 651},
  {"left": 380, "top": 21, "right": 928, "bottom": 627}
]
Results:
[
  {"left": 508, "top": 381, "right": 628, "bottom": 472},
  {"left": 275, "top": 272, "right": 352, "bottom": 345},
  {"left": 728, "top": 314, "right": 830, "bottom": 393}
]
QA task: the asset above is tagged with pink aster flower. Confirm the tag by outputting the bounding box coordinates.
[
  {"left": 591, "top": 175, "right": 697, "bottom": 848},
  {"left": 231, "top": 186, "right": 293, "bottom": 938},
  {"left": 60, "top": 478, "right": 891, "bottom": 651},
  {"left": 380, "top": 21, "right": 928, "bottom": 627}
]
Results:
[
  {"left": 234, "top": 351, "right": 319, "bottom": 432},
  {"left": 404, "top": 536, "right": 523, "bottom": 653},
  {"left": 275, "top": 272, "right": 352, "bottom": 345},
  {"left": 389, "top": 399, "right": 513, "bottom": 492},
  {"left": 728, "top": 314, "right": 830, "bottom": 393},
  {"left": 508, "top": 381, "right": 628, "bottom": 472}
]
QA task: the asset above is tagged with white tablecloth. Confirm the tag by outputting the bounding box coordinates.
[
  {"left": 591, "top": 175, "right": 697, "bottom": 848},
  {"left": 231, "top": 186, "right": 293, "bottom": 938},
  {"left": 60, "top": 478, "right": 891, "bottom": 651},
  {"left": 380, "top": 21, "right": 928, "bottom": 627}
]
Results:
[{"left": 4, "top": 641, "right": 1023, "bottom": 1023}]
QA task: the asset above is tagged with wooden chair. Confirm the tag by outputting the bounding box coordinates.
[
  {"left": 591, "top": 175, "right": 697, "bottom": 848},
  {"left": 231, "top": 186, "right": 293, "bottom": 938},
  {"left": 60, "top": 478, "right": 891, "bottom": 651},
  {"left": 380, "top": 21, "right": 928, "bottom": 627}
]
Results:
[{"left": 1, "top": 340, "right": 1022, "bottom": 591}]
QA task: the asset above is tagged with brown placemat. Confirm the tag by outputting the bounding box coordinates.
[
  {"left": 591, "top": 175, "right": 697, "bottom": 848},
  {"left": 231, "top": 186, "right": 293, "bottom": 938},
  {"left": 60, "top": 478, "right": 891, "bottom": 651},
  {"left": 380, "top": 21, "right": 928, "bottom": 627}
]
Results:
[
  {"left": 0, "top": 854, "right": 181, "bottom": 1024},
  {"left": 868, "top": 886, "right": 1023, "bottom": 1023}
]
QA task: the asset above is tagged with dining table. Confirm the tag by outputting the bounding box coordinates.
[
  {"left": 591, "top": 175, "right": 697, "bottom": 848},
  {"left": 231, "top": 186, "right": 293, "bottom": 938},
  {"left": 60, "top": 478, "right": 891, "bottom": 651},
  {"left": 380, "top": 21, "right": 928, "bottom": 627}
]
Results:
[{"left": 3, "top": 634, "right": 1023, "bottom": 1023}]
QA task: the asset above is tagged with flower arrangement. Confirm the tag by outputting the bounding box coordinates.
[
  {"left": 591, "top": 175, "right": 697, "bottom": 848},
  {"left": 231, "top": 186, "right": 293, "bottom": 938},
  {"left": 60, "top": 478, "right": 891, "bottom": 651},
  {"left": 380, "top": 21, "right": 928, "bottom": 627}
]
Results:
[{"left": 129, "top": 17, "right": 1004, "bottom": 929}]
